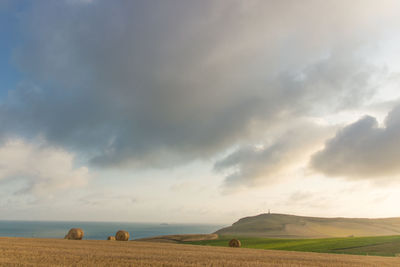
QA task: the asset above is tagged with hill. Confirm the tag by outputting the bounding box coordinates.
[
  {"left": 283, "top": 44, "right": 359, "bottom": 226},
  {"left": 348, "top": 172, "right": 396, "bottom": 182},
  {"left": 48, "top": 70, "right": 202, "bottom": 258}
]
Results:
[{"left": 215, "top": 213, "right": 400, "bottom": 238}]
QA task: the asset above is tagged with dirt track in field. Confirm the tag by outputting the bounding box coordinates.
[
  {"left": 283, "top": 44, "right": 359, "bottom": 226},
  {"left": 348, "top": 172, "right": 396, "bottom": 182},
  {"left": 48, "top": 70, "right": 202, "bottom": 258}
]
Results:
[{"left": 1, "top": 237, "right": 400, "bottom": 266}]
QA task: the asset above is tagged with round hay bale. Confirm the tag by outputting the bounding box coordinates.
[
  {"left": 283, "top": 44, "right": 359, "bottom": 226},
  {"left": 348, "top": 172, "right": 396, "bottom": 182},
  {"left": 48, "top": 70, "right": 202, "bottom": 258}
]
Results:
[
  {"left": 115, "top": 230, "right": 130, "bottom": 241},
  {"left": 64, "top": 228, "right": 84, "bottom": 240},
  {"left": 229, "top": 239, "right": 241, "bottom": 248},
  {"left": 107, "top": 236, "right": 116, "bottom": 241}
]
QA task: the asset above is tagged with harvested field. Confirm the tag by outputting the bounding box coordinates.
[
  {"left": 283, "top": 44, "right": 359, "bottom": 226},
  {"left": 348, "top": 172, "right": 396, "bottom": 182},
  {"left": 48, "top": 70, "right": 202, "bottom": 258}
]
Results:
[{"left": 1, "top": 237, "right": 400, "bottom": 266}]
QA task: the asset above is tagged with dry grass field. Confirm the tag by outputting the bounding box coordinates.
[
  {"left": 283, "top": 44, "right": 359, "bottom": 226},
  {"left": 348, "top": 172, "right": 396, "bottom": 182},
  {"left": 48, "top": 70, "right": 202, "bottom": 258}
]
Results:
[{"left": 1, "top": 237, "right": 400, "bottom": 266}]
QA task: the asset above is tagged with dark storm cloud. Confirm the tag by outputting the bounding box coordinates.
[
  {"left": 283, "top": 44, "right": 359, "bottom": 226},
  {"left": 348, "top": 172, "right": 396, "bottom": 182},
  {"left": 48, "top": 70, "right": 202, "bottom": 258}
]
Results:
[
  {"left": 311, "top": 104, "right": 400, "bottom": 179},
  {"left": 0, "top": 0, "right": 397, "bottom": 168}
]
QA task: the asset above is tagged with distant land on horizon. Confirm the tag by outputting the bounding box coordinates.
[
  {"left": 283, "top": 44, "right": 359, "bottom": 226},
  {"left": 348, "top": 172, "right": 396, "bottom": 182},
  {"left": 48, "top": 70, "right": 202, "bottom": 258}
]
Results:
[{"left": 214, "top": 213, "right": 400, "bottom": 238}]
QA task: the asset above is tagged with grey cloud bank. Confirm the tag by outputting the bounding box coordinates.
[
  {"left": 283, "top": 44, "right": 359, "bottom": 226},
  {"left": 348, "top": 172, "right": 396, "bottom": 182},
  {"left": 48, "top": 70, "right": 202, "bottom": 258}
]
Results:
[
  {"left": 215, "top": 122, "right": 332, "bottom": 189},
  {"left": 311, "top": 104, "right": 400, "bottom": 180},
  {"left": 1, "top": 0, "right": 398, "bottom": 178}
]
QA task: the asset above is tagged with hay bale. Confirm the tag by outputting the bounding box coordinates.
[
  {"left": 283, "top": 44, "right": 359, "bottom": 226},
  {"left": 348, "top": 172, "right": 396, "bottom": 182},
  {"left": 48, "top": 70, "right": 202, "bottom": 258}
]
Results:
[
  {"left": 115, "top": 230, "right": 130, "bottom": 241},
  {"left": 64, "top": 228, "right": 84, "bottom": 240},
  {"left": 228, "top": 239, "right": 241, "bottom": 248},
  {"left": 107, "top": 236, "right": 116, "bottom": 241}
]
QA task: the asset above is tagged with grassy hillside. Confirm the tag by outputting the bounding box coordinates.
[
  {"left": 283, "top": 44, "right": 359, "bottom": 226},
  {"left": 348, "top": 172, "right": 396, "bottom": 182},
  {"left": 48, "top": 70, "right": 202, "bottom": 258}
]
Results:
[
  {"left": 215, "top": 213, "right": 400, "bottom": 238},
  {"left": 187, "top": 235, "right": 400, "bottom": 257}
]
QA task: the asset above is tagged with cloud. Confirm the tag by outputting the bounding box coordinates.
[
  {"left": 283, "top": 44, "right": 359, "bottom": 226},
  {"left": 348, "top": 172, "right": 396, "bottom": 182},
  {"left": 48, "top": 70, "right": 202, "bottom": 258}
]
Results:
[
  {"left": 1, "top": 0, "right": 398, "bottom": 169},
  {"left": 0, "top": 0, "right": 13, "bottom": 11},
  {"left": 66, "top": 0, "right": 95, "bottom": 5},
  {"left": 284, "top": 190, "right": 332, "bottom": 209},
  {"left": 311, "top": 103, "right": 400, "bottom": 179},
  {"left": 0, "top": 138, "right": 90, "bottom": 199},
  {"left": 215, "top": 122, "right": 332, "bottom": 189},
  {"left": 79, "top": 192, "right": 136, "bottom": 207}
]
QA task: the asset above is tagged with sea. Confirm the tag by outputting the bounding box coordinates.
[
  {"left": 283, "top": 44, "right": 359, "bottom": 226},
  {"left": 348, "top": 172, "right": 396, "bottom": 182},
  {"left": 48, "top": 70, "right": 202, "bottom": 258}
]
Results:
[{"left": 0, "top": 221, "right": 224, "bottom": 240}]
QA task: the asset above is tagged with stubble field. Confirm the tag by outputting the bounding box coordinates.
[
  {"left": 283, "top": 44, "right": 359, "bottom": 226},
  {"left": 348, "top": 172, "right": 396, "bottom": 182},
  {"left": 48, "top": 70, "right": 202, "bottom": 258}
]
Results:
[{"left": 1, "top": 237, "right": 400, "bottom": 266}]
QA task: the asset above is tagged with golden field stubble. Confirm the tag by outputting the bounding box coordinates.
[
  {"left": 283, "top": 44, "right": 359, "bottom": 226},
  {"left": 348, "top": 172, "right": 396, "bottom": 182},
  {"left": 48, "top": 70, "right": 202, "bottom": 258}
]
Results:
[{"left": 1, "top": 237, "right": 400, "bottom": 266}]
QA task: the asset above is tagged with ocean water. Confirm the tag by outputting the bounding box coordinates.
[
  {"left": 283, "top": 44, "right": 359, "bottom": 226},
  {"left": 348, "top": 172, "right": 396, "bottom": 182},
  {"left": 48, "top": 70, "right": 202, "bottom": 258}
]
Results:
[{"left": 0, "top": 221, "right": 224, "bottom": 240}]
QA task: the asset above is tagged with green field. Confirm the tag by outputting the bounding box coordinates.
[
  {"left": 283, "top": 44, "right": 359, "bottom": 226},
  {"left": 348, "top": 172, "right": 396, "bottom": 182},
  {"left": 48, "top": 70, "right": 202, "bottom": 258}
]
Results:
[{"left": 186, "top": 235, "right": 400, "bottom": 257}]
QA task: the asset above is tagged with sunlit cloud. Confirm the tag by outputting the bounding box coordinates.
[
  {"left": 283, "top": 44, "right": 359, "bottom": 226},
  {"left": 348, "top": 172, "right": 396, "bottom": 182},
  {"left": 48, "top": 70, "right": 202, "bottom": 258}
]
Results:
[
  {"left": 311, "top": 103, "right": 400, "bottom": 180},
  {"left": 0, "top": 138, "right": 90, "bottom": 199}
]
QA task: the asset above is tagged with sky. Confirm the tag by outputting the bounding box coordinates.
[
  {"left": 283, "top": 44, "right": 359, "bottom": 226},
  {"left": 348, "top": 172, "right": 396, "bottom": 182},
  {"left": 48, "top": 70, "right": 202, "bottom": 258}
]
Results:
[{"left": 1, "top": 0, "right": 400, "bottom": 224}]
